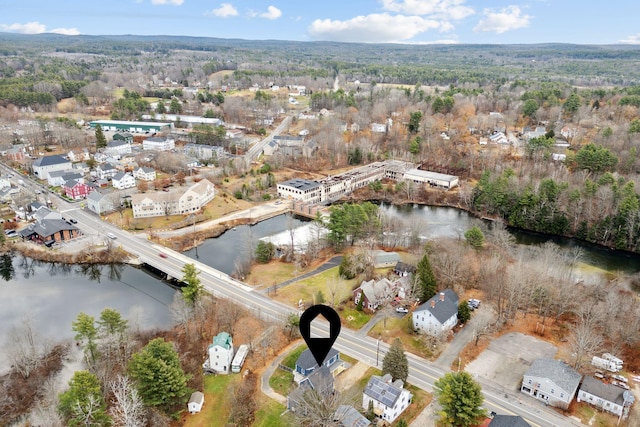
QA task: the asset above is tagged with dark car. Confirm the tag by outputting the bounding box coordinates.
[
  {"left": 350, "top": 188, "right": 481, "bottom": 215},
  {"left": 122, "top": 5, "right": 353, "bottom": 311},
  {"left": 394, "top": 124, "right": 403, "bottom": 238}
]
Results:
[{"left": 69, "top": 218, "right": 78, "bottom": 224}]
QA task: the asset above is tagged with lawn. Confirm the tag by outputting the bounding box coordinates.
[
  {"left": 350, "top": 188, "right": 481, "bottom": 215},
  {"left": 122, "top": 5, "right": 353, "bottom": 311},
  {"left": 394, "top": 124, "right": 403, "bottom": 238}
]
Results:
[
  {"left": 269, "top": 344, "right": 307, "bottom": 397},
  {"left": 247, "top": 261, "right": 298, "bottom": 289},
  {"left": 252, "top": 397, "right": 293, "bottom": 427},
  {"left": 274, "top": 266, "right": 357, "bottom": 308},
  {"left": 338, "top": 306, "right": 372, "bottom": 330},
  {"left": 181, "top": 374, "right": 239, "bottom": 427},
  {"left": 368, "top": 316, "right": 434, "bottom": 359}
]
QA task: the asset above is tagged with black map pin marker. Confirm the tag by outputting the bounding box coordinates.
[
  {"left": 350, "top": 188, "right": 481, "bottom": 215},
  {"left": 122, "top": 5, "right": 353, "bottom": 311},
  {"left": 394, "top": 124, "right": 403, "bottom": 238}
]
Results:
[{"left": 299, "top": 304, "right": 341, "bottom": 367}]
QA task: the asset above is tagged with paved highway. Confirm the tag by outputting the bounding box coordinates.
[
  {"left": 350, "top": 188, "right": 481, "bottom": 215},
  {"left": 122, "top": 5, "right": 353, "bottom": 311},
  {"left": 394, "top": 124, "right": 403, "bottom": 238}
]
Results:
[
  {"left": 9, "top": 166, "right": 585, "bottom": 427},
  {"left": 244, "top": 115, "right": 292, "bottom": 162}
]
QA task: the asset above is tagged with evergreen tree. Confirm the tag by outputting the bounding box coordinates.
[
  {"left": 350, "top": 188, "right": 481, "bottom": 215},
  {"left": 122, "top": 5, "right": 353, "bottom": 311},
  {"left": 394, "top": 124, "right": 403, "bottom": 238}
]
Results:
[
  {"left": 434, "top": 372, "right": 486, "bottom": 427},
  {"left": 181, "top": 263, "right": 203, "bottom": 306},
  {"left": 58, "top": 370, "right": 112, "bottom": 427},
  {"left": 458, "top": 301, "right": 471, "bottom": 324},
  {"left": 255, "top": 241, "right": 275, "bottom": 263},
  {"left": 464, "top": 227, "right": 485, "bottom": 249},
  {"left": 128, "top": 338, "right": 190, "bottom": 411},
  {"left": 408, "top": 111, "right": 422, "bottom": 133},
  {"left": 382, "top": 338, "right": 409, "bottom": 382},
  {"left": 72, "top": 312, "right": 98, "bottom": 363},
  {"left": 416, "top": 252, "right": 437, "bottom": 302},
  {"left": 94, "top": 124, "right": 107, "bottom": 149}
]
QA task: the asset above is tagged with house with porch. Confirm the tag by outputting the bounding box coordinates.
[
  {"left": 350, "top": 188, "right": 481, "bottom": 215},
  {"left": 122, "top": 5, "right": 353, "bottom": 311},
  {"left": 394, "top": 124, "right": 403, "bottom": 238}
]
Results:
[
  {"left": 96, "top": 163, "right": 119, "bottom": 180},
  {"left": 294, "top": 348, "right": 340, "bottom": 383},
  {"left": 362, "top": 374, "right": 412, "bottom": 424},
  {"left": 112, "top": 172, "right": 136, "bottom": 190},
  {"left": 47, "top": 170, "right": 83, "bottom": 187},
  {"left": 412, "top": 289, "right": 459, "bottom": 336},
  {"left": 521, "top": 358, "right": 582, "bottom": 410}
]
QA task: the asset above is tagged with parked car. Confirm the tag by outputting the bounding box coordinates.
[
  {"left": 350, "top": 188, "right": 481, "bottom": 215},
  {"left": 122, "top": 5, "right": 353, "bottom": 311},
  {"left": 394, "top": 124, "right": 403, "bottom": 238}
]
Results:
[
  {"left": 467, "top": 299, "right": 481, "bottom": 310},
  {"left": 395, "top": 306, "right": 409, "bottom": 313}
]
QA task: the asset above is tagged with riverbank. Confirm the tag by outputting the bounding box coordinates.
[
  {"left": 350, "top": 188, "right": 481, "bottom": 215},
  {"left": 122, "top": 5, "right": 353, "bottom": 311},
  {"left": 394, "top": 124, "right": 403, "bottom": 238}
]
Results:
[{"left": 6, "top": 239, "right": 131, "bottom": 264}]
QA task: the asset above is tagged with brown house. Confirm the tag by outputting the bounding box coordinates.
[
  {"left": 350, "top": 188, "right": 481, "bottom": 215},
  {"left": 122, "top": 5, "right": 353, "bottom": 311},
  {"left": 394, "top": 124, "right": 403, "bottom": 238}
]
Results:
[{"left": 19, "top": 219, "right": 81, "bottom": 245}]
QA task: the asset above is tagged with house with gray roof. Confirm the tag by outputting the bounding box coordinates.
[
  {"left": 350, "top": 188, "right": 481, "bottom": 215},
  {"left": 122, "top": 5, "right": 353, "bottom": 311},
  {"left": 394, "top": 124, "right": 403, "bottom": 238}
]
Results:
[
  {"left": 133, "top": 166, "right": 156, "bottom": 181},
  {"left": 412, "top": 289, "right": 459, "bottom": 336},
  {"left": 112, "top": 172, "right": 135, "bottom": 190},
  {"left": 521, "top": 358, "right": 582, "bottom": 409},
  {"left": 19, "top": 219, "right": 80, "bottom": 245},
  {"left": 577, "top": 375, "right": 634, "bottom": 418},
  {"left": 362, "top": 374, "right": 412, "bottom": 424},
  {"left": 97, "top": 163, "right": 118, "bottom": 180},
  {"left": 353, "top": 278, "right": 397, "bottom": 312},
  {"left": 86, "top": 190, "right": 115, "bottom": 215},
  {"left": 105, "top": 140, "right": 132, "bottom": 157},
  {"left": 32, "top": 206, "right": 62, "bottom": 223},
  {"left": 488, "top": 415, "right": 532, "bottom": 427},
  {"left": 295, "top": 348, "right": 340, "bottom": 380},
  {"left": 287, "top": 365, "right": 335, "bottom": 414},
  {"left": 32, "top": 155, "right": 72, "bottom": 180},
  {"left": 333, "top": 405, "right": 370, "bottom": 427}
]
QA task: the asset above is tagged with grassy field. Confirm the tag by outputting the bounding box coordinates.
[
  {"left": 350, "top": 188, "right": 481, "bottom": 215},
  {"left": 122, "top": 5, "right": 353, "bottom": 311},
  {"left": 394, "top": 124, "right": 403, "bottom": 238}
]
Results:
[
  {"left": 339, "top": 307, "right": 372, "bottom": 330},
  {"left": 181, "top": 374, "right": 239, "bottom": 427},
  {"left": 247, "top": 261, "right": 299, "bottom": 288},
  {"left": 274, "top": 266, "right": 357, "bottom": 308},
  {"left": 368, "top": 316, "right": 434, "bottom": 359}
]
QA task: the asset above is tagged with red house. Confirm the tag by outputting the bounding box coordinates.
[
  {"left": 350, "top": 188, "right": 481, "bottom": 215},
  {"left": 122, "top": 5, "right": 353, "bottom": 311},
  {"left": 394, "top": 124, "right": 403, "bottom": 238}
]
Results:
[{"left": 63, "top": 179, "right": 93, "bottom": 200}]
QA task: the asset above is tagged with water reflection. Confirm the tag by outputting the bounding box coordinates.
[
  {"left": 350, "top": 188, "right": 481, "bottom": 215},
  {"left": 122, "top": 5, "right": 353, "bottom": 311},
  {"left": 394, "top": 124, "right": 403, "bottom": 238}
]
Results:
[{"left": 0, "top": 254, "right": 14, "bottom": 281}]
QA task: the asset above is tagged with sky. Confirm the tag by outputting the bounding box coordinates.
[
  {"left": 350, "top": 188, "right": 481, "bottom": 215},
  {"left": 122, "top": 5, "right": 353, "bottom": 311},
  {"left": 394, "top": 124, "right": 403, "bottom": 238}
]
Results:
[{"left": 1, "top": 0, "right": 640, "bottom": 45}]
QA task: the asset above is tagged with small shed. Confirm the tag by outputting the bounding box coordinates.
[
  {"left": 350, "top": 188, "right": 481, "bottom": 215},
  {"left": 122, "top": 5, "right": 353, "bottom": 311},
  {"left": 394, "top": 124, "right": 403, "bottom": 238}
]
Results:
[{"left": 188, "top": 391, "right": 204, "bottom": 414}]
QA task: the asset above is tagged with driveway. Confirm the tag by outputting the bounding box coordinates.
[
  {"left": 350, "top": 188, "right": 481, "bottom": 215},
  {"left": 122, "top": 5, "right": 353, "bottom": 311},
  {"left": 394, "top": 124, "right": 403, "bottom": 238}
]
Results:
[{"left": 434, "top": 306, "right": 486, "bottom": 370}]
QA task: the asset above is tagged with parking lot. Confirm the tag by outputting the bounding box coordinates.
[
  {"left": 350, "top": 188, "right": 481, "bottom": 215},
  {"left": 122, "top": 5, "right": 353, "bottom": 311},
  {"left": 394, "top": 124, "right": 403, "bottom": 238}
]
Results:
[{"left": 465, "top": 332, "right": 558, "bottom": 390}]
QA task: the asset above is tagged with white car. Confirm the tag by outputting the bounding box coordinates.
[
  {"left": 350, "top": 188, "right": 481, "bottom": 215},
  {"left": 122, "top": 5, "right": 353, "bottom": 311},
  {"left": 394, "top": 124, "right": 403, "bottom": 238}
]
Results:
[
  {"left": 395, "top": 307, "right": 409, "bottom": 314},
  {"left": 107, "top": 232, "right": 117, "bottom": 239}
]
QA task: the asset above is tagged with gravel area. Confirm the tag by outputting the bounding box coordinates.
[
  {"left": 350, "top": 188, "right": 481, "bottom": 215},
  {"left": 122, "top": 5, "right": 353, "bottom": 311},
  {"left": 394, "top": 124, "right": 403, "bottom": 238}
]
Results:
[{"left": 465, "top": 332, "right": 557, "bottom": 390}]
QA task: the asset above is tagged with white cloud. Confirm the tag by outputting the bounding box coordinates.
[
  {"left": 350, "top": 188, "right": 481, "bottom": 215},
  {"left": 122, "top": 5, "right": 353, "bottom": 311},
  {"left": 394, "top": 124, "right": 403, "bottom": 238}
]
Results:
[
  {"left": 309, "top": 13, "right": 445, "bottom": 43},
  {"left": 473, "top": 6, "right": 531, "bottom": 34},
  {"left": 1, "top": 21, "right": 46, "bottom": 34},
  {"left": 620, "top": 34, "right": 640, "bottom": 44},
  {"left": 381, "top": 0, "right": 474, "bottom": 20},
  {"left": 206, "top": 3, "right": 239, "bottom": 18},
  {"left": 260, "top": 5, "right": 282, "bottom": 20},
  {"left": 151, "top": 0, "right": 184, "bottom": 5},
  {"left": 0, "top": 21, "right": 79, "bottom": 35},
  {"left": 50, "top": 27, "right": 80, "bottom": 36}
]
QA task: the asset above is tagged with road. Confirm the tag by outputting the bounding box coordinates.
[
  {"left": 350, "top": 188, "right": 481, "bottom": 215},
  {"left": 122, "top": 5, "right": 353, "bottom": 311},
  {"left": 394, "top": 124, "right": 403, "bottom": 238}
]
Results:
[
  {"left": 244, "top": 115, "right": 292, "bottom": 163},
  {"left": 7, "top": 166, "right": 585, "bottom": 427}
]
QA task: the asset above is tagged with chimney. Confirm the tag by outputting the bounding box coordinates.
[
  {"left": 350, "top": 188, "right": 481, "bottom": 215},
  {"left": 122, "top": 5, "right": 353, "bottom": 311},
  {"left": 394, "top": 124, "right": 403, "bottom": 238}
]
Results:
[
  {"left": 439, "top": 292, "right": 445, "bottom": 301},
  {"left": 430, "top": 300, "right": 436, "bottom": 308}
]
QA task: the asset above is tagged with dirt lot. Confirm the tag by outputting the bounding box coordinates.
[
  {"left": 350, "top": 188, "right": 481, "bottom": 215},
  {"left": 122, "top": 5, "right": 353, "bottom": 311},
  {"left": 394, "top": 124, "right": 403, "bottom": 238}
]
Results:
[{"left": 465, "top": 332, "right": 557, "bottom": 390}]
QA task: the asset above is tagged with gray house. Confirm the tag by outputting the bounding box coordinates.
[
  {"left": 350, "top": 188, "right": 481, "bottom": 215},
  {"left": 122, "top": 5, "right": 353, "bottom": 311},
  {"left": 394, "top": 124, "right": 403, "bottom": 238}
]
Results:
[
  {"left": 577, "top": 376, "right": 634, "bottom": 418},
  {"left": 287, "top": 365, "right": 334, "bottom": 414},
  {"left": 521, "top": 358, "right": 582, "bottom": 409}
]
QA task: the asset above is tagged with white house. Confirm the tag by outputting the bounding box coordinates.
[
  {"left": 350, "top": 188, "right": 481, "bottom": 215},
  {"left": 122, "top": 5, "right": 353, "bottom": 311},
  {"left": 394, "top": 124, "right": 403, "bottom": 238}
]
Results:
[
  {"left": 183, "top": 143, "right": 225, "bottom": 161},
  {"left": 105, "top": 140, "right": 132, "bottom": 156},
  {"left": 521, "top": 358, "right": 582, "bottom": 410},
  {"left": 371, "top": 123, "right": 387, "bottom": 133},
  {"left": 96, "top": 163, "right": 118, "bottom": 180},
  {"left": 362, "top": 374, "right": 412, "bottom": 424},
  {"left": 188, "top": 391, "right": 204, "bottom": 414},
  {"left": 32, "top": 155, "right": 72, "bottom": 180},
  {"left": 207, "top": 332, "right": 233, "bottom": 374},
  {"left": 112, "top": 172, "right": 136, "bottom": 190},
  {"left": 143, "top": 136, "right": 175, "bottom": 151},
  {"left": 577, "top": 376, "right": 634, "bottom": 418},
  {"left": 47, "top": 170, "right": 83, "bottom": 187},
  {"left": 413, "top": 289, "right": 459, "bottom": 336},
  {"left": 133, "top": 166, "right": 156, "bottom": 181}
]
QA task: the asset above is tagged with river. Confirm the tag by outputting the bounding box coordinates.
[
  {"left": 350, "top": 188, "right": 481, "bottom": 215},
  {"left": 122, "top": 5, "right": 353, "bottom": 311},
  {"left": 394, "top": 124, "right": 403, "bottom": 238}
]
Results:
[
  {"left": 0, "top": 255, "right": 177, "bottom": 355},
  {"left": 186, "top": 205, "right": 640, "bottom": 277},
  {"left": 2, "top": 204, "right": 638, "bottom": 367}
]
